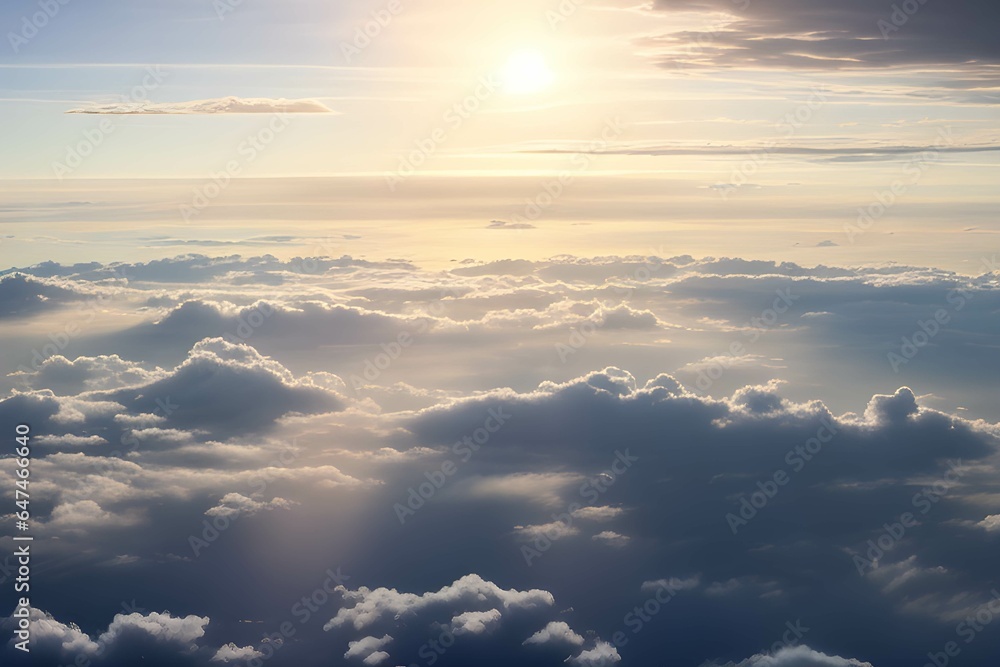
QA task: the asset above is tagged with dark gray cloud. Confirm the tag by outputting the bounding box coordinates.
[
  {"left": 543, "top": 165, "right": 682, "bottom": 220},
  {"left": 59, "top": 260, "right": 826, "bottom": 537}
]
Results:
[
  {"left": 523, "top": 143, "right": 1000, "bottom": 160},
  {"left": 0, "top": 273, "right": 86, "bottom": 319},
  {"left": 3, "top": 254, "right": 1000, "bottom": 667},
  {"left": 652, "top": 0, "right": 1000, "bottom": 71}
]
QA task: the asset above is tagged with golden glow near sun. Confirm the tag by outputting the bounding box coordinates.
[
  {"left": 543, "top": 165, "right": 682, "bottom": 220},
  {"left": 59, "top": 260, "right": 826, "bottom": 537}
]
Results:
[{"left": 501, "top": 49, "right": 555, "bottom": 95}]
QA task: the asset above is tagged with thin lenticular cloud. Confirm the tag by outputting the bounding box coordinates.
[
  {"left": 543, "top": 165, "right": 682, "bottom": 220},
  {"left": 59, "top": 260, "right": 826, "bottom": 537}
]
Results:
[
  {"left": 66, "top": 96, "right": 335, "bottom": 115},
  {"left": 519, "top": 141, "right": 1000, "bottom": 159}
]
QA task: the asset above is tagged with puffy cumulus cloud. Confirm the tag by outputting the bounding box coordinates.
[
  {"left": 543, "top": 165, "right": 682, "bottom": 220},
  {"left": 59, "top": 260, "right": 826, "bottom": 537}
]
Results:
[
  {"left": 11, "top": 354, "right": 164, "bottom": 394},
  {"left": 42, "top": 499, "right": 142, "bottom": 532},
  {"left": 8, "top": 253, "right": 998, "bottom": 418},
  {"left": 390, "top": 366, "right": 1000, "bottom": 664},
  {"left": 568, "top": 640, "right": 621, "bottom": 666},
  {"left": 714, "top": 644, "right": 875, "bottom": 667},
  {"left": 406, "top": 367, "right": 995, "bottom": 478},
  {"left": 363, "top": 651, "right": 390, "bottom": 665},
  {"left": 1, "top": 339, "right": 347, "bottom": 451},
  {"left": 325, "top": 574, "right": 555, "bottom": 632},
  {"left": 103, "top": 337, "right": 344, "bottom": 436},
  {"left": 449, "top": 609, "right": 502, "bottom": 635},
  {"left": 212, "top": 643, "right": 264, "bottom": 662},
  {"left": 0, "top": 272, "right": 87, "bottom": 318},
  {"left": 344, "top": 634, "right": 393, "bottom": 661},
  {"left": 728, "top": 381, "right": 788, "bottom": 411},
  {"left": 99, "top": 611, "right": 209, "bottom": 646},
  {"left": 977, "top": 514, "right": 1000, "bottom": 532},
  {"left": 67, "top": 96, "right": 335, "bottom": 115},
  {"left": 523, "top": 621, "right": 585, "bottom": 647},
  {"left": 863, "top": 387, "right": 919, "bottom": 425},
  {"left": 596, "top": 304, "right": 663, "bottom": 330},
  {"left": 204, "top": 492, "right": 297, "bottom": 519},
  {"left": 109, "top": 299, "right": 433, "bottom": 363},
  {"left": 22, "top": 608, "right": 100, "bottom": 655},
  {"left": 319, "top": 576, "right": 612, "bottom": 667},
  {"left": 5, "top": 608, "right": 212, "bottom": 666},
  {"left": 0, "top": 390, "right": 132, "bottom": 445},
  {"left": 512, "top": 301, "right": 665, "bottom": 333},
  {"left": 4, "top": 253, "right": 1000, "bottom": 667}
]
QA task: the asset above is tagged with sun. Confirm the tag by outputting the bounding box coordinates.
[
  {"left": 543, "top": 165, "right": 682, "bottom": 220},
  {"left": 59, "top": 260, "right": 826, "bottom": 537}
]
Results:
[{"left": 501, "top": 49, "right": 555, "bottom": 95}]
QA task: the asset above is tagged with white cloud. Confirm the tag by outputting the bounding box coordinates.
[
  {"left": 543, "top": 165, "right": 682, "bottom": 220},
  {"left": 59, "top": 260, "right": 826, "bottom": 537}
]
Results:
[
  {"left": 523, "top": 621, "right": 585, "bottom": 647},
  {"left": 591, "top": 531, "right": 631, "bottom": 547},
  {"left": 571, "top": 505, "right": 625, "bottom": 522},
  {"left": 67, "top": 96, "right": 335, "bottom": 115},
  {"left": 344, "top": 634, "right": 393, "bottom": 661},
  {"left": 977, "top": 514, "right": 1000, "bottom": 532},
  {"left": 212, "top": 643, "right": 264, "bottom": 662},
  {"left": 718, "top": 644, "right": 875, "bottom": 667},
  {"left": 568, "top": 641, "right": 621, "bottom": 666},
  {"left": 450, "top": 609, "right": 502, "bottom": 635},
  {"left": 204, "top": 492, "right": 297, "bottom": 519},
  {"left": 324, "top": 574, "right": 555, "bottom": 632},
  {"left": 514, "top": 521, "right": 580, "bottom": 542}
]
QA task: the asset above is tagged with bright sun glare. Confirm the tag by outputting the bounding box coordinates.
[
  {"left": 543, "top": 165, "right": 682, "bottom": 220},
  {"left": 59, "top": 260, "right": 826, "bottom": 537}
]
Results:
[{"left": 502, "top": 50, "right": 555, "bottom": 95}]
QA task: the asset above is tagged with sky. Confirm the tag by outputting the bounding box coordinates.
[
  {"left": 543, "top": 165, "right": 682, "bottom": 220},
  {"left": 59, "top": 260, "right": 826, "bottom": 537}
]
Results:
[{"left": 1, "top": 1, "right": 999, "bottom": 667}]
